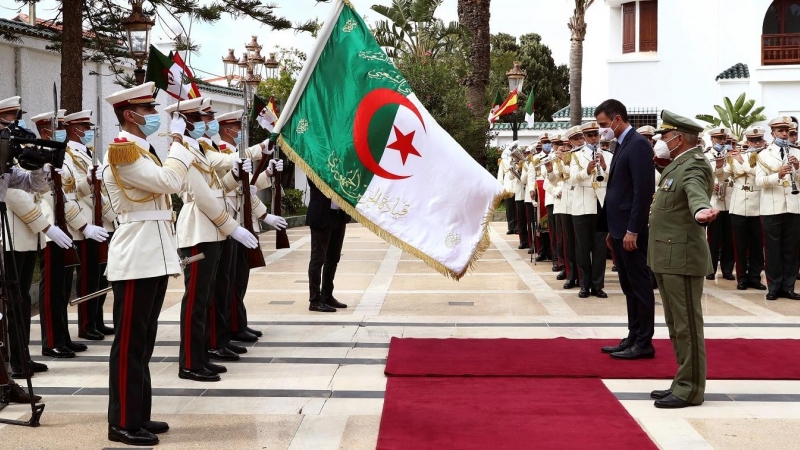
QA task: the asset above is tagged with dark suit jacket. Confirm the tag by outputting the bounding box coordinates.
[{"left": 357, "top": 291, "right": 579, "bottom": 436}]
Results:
[
  {"left": 604, "top": 128, "right": 656, "bottom": 240},
  {"left": 305, "top": 179, "right": 351, "bottom": 229}
]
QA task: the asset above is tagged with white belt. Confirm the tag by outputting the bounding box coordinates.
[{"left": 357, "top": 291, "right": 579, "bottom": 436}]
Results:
[
  {"left": 734, "top": 184, "right": 760, "bottom": 192},
  {"left": 118, "top": 210, "right": 173, "bottom": 224},
  {"left": 225, "top": 191, "right": 237, "bottom": 198}
]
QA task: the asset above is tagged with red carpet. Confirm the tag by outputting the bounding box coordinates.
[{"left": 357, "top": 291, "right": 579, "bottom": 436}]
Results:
[
  {"left": 384, "top": 337, "right": 800, "bottom": 379},
  {"left": 377, "top": 377, "right": 658, "bottom": 450}
]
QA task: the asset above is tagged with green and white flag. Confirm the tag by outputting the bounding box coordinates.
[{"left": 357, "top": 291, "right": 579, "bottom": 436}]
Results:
[
  {"left": 276, "top": 0, "right": 506, "bottom": 279},
  {"left": 524, "top": 89, "right": 535, "bottom": 128}
]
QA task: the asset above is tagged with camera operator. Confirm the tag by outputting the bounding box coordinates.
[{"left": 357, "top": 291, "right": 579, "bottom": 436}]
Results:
[{"left": 0, "top": 96, "right": 59, "bottom": 404}]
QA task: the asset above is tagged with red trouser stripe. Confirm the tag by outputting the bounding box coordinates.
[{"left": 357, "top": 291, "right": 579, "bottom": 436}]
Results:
[
  {"left": 183, "top": 246, "right": 200, "bottom": 369},
  {"left": 44, "top": 246, "right": 54, "bottom": 347},
  {"left": 79, "top": 242, "right": 89, "bottom": 332},
  {"left": 118, "top": 280, "right": 135, "bottom": 428}
]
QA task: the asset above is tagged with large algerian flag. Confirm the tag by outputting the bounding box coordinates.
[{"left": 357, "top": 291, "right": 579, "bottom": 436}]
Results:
[
  {"left": 275, "top": 0, "right": 507, "bottom": 279},
  {"left": 145, "top": 45, "right": 201, "bottom": 100},
  {"left": 251, "top": 95, "right": 279, "bottom": 132}
]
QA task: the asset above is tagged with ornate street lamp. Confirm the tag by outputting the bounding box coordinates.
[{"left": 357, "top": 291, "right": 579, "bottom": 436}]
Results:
[
  {"left": 265, "top": 52, "right": 279, "bottom": 80},
  {"left": 222, "top": 48, "right": 238, "bottom": 87},
  {"left": 121, "top": 0, "right": 155, "bottom": 85},
  {"left": 505, "top": 61, "right": 527, "bottom": 140}
]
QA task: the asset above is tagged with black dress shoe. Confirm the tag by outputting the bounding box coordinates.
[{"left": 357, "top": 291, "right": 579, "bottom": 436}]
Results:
[
  {"left": 780, "top": 291, "right": 800, "bottom": 300},
  {"left": 108, "top": 425, "right": 159, "bottom": 446},
  {"left": 578, "top": 289, "right": 590, "bottom": 298},
  {"left": 506, "top": 230, "right": 515, "bottom": 235},
  {"left": 97, "top": 324, "right": 115, "bottom": 335},
  {"left": 611, "top": 343, "right": 655, "bottom": 360},
  {"left": 722, "top": 273, "right": 736, "bottom": 281},
  {"left": 563, "top": 280, "right": 578, "bottom": 289},
  {"left": 747, "top": 282, "right": 766, "bottom": 290},
  {"left": 309, "top": 302, "right": 336, "bottom": 312},
  {"left": 736, "top": 282, "right": 747, "bottom": 290},
  {"left": 654, "top": 394, "right": 700, "bottom": 409},
  {"left": 551, "top": 265, "right": 559, "bottom": 272},
  {"left": 325, "top": 297, "right": 348, "bottom": 308},
  {"left": 705, "top": 274, "right": 715, "bottom": 280},
  {"left": 650, "top": 389, "right": 673, "bottom": 400},
  {"left": 601, "top": 338, "right": 633, "bottom": 354},
  {"left": 208, "top": 347, "right": 240, "bottom": 361},
  {"left": 246, "top": 327, "right": 263, "bottom": 337},
  {"left": 527, "top": 248, "right": 535, "bottom": 254},
  {"left": 591, "top": 289, "right": 608, "bottom": 299},
  {"left": 178, "top": 368, "right": 220, "bottom": 382},
  {"left": 42, "top": 347, "right": 75, "bottom": 358},
  {"left": 230, "top": 331, "right": 258, "bottom": 342},
  {"left": 143, "top": 420, "right": 169, "bottom": 434},
  {"left": 518, "top": 243, "right": 529, "bottom": 249},
  {"left": 766, "top": 291, "right": 779, "bottom": 301},
  {"left": 66, "top": 341, "right": 88, "bottom": 352},
  {"left": 29, "top": 361, "right": 48, "bottom": 373},
  {"left": 8, "top": 382, "right": 41, "bottom": 403},
  {"left": 535, "top": 253, "right": 546, "bottom": 260},
  {"left": 556, "top": 271, "right": 567, "bottom": 280},
  {"left": 227, "top": 343, "right": 247, "bottom": 354},
  {"left": 611, "top": 265, "right": 618, "bottom": 272},
  {"left": 204, "top": 361, "right": 227, "bottom": 374},
  {"left": 78, "top": 330, "right": 104, "bottom": 341}
]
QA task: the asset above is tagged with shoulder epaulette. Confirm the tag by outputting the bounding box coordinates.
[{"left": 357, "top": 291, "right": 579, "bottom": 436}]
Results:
[
  {"left": 107, "top": 139, "right": 141, "bottom": 165},
  {"left": 219, "top": 143, "right": 234, "bottom": 154},
  {"left": 693, "top": 154, "right": 705, "bottom": 160},
  {"left": 199, "top": 140, "right": 217, "bottom": 154}
]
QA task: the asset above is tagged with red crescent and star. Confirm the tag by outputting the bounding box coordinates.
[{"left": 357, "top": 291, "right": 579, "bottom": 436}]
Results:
[{"left": 353, "top": 88, "right": 426, "bottom": 180}]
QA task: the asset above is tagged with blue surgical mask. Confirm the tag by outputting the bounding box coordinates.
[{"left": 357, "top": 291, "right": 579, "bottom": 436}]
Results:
[
  {"left": 713, "top": 143, "right": 724, "bottom": 152},
  {"left": 234, "top": 130, "right": 242, "bottom": 146},
  {"left": 188, "top": 121, "right": 206, "bottom": 139},
  {"left": 587, "top": 143, "right": 598, "bottom": 151},
  {"left": 16, "top": 119, "right": 27, "bottom": 130},
  {"left": 80, "top": 129, "right": 94, "bottom": 146},
  {"left": 542, "top": 143, "right": 553, "bottom": 153},
  {"left": 54, "top": 130, "right": 67, "bottom": 142},
  {"left": 206, "top": 119, "right": 219, "bottom": 137},
  {"left": 724, "top": 144, "right": 732, "bottom": 152},
  {"left": 134, "top": 112, "right": 161, "bottom": 137},
  {"left": 775, "top": 138, "right": 788, "bottom": 147}
]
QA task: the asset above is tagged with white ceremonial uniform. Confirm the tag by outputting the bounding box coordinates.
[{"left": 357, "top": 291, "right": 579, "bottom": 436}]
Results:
[
  {"left": 521, "top": 159, "right": 536, "bottom": 205},
  {"left": 755, "top": 143, "right": 800, "bottom": 214},
  {"left": 73, "top": 146, "right": 117, "bottom": 232},
  {"left": 569, "top": 148, "right": 613, "bottom": 214},
  {"left": 4, "top": 189, "right": 48, "bottom": 252},
  {"left": 102, "top": 131, "right": 195, "bottom": 281},
  {"left": 705, "top": 150, "right": 732, "bottom": 211},
  {"left": 726, "top": 153, "right": 761, "bottom": 217},
  {"left": 548, "top": 160, "right": 567, "bottom": 215}
]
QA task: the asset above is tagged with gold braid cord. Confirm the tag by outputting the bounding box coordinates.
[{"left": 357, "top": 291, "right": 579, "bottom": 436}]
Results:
[
  {"left": 199, "top": 140, "right": 218, "bottom": 154},
  {"left": 107, "top": 142, "right": 166, "bottom": 205},
  {"left": 191, "top": 161, "right": 221, "bottom": 189}
]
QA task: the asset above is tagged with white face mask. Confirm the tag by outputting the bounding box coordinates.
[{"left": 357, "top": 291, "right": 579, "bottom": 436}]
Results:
[
  {"left": 654, "top": 135, "right": 680, "bottom": 159},
  {"left": 599, "top": 128, "right": 615, "bottom": 141}
]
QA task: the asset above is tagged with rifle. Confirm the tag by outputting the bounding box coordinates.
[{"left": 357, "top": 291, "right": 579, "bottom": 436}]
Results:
[
  {"left": 241, "top": 84, "right": 266, "bottom": 268},
  {"left": 50, "top": 84, "right": 79, "bottom": 267},
  {"left": 271, "top": 143, "right": 290, "bottom": 250},
  {"left": 92, "top": 96, "right": 108, "bottom": 263}
]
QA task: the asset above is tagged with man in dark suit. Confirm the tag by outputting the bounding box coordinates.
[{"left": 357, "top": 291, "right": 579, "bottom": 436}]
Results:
[
  {"left": 595, "top": 100, "right": 657, "bottom": 360},
  {"left": 306, "top": 179, "right": 350, "bottom": 312}
]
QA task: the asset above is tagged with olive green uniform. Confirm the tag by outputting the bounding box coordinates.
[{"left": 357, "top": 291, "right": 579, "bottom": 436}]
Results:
[{"left": 647, "top": 146, "right": 713, "bottom": 405}]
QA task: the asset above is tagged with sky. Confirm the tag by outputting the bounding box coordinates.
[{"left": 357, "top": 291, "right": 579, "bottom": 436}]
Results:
[{"left": 3, "top": 0, "right": 610, "bottom": 101}]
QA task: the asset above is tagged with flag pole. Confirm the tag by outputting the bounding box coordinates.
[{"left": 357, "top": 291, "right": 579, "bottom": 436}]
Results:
[{"left": 273, "top": 0, "right": 345, "bottom": 135}]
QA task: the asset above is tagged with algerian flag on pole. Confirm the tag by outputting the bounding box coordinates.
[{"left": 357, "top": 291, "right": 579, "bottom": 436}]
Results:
[
  {"left": 251, "top": 95, "right": 279, "bottom": 132},
  {"left": 274, "top": 0, "right": 507, "bottom": 279},
  {"left": 145, "top": 45, "right": 201, "bottom": 100},
  {"left": 524, "top": 89, "right": 535, "bottom": 128},
  {"left": 487, "top": 91, "right": 502, "bottom": 124}
]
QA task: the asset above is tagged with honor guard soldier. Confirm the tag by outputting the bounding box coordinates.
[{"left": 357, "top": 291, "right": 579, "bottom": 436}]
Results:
[
  {"left": 637, "top": 125, "right": 656, "bottom": 148},
  {"left": 790, "top": 122, "right": 797, "bottom": 145},
  {"left": 215, "top": 110, "right": 286, "bottom": 349},
  {"left": 557, "top": 133, "right": 579, "bottom": 289},
  {"left": 755, "top": 116, "right": 800, "bottom": 301},
  {"left": 5, "top": 110, "right": 73, "bottom": 379},
  {"left": 103, "top": 82, "right": 196, "bottom": 446},
  {"left": 704, "top": 127, "right": 735, "bottom": 281},
  {"left": 541, "top": 134, "right": 561, "bottom": 271},
  {"left": 63, "top": 110, "right": 112, "bottom": 341},
  {"left": 725, "top": 127, "right": 766, "bottom": 290},
  {"left": 497, "top": 146, "right": 517, "bottom": 235},
  {"left": 569, "top": 122, "right": 611, "bottom": 298},
  {"left": 512, "top": 145, "right": 529, "bottom": 250},
  {"left": 649, "top": 110, "right": 717, "bottom": 409},
  {"left": 524, "top": 142, "right": 550, "bottom": 260},
  {"left": 165, "top": 98, "right": 260, "bottom": 382},
  {"left": 545, "top": 134, "right": 570, "bottom": 280}
]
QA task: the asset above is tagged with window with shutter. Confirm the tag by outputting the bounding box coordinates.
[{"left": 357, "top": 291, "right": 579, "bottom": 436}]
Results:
[
  {"left": 622, "top": 2, "right": 636, "bottom": 54},
  {"left": 639, "top": 1, "right": 658, "bottom": 52}
]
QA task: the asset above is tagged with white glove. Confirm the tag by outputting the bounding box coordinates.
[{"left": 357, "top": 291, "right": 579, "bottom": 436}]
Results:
[
  {"left": 265, "top": 214, "right": 288, "bottom": 230},
  {"left": 267, "top": 159, "right": 284, "bottom": 175},
  {"left": 231, "top": 226, "right": 258, "bottom": 249},
  {"left": 55, "top": 167, "right": 64, "bottom": 176},
  {"left": 170, "top": 113, "right": 186, "bottom": 136},
  {"left": 242, "top": 158, "right": 252, "bottom": 174},
  {"left": 43, "top": 163, "right": 52, "bottom": 173},
  {"left": 261, "top": 140, "right": 275, "bottom": 156},
  {"left": 83, "top": 224, "right": 109, "bottom": 242},
  {"left": 44, "top": 225, "right": 72, "bottom": 249},
  {"left": 250, "top": 185, "right": 258, "bottom": 196}
]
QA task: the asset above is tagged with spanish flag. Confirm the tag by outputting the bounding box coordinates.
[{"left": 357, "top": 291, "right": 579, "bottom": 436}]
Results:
[{"left": 488, "top": 90, "right": 518, "bottom": 124}]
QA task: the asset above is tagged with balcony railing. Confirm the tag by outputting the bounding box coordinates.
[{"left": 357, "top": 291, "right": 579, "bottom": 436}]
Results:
[{"left": 763, "top": 33, "right": 800, "bottom": 65}]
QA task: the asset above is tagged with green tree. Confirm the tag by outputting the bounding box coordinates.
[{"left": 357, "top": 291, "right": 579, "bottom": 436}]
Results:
[
  {"left": 457, "top": 0, "right": 491, "bottom": 116},
  {"left": 568, "top": 0, "right": 594, "bottom": 125},
  {"left": 696, "top": 93, "right": 767, "bottom": 141},
  {"left": 371, "top": 0, "right": 463, "bottom": 59}
]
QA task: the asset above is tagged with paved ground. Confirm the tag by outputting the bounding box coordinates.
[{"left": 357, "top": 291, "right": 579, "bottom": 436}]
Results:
[{"left": 2, "top": 222, "right": 800, "bottom": 449}]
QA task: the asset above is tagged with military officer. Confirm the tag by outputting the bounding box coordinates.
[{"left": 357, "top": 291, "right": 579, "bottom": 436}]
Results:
[
  {"left": 755, "top": 116, "right": 800, "bottom": 300},
  {"left": 704, "top": 127, "right": 735, "bottom": 281},
  {"left": 165, "top": 98, "right": 260, "bottom": 382},
  {"left": 569, "top": 122, "right": 611, "bottom": 298},
  {"left": 649, "top": 110, "right": 717, "bottom": 409},
  {"left": 638, "top": 125, "right": 656, "bottom": 148},
  {"left": 557, "top": 134, "right": 579, "bottom": 289},
  {"left": 540, "top": 134, "right": 561, "bottom": 271},
  {"left": 103, "top": 82, "right": 194, "bottom": 446},
  {"left": 545, "top": 134, "right": 575, "bottom": 284},
  {"left": 512, "top": 145, "right": 529, "bottom": 250},
  {"left": 497, "top": 147, "right": 517, "bottom": 234},
  {"left": 63, "top": 110, "right": 112, "bottom": 341},
  {"left": 725, "top": 127, "right": 766, "bottom": 290}
]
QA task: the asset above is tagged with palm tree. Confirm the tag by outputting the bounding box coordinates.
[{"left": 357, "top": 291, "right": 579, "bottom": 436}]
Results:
[
  {"left": 567, "top": 0, "right": 594, "bottom": 126},
  {"left": 457, "top": 0, "right": 491, "bottom": 117},
  {"left": 371, "top": 0, "right": 463, "bottom": 59},
  {"left": 696, "top": 93, "right": 767, "bottom": 141}
]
